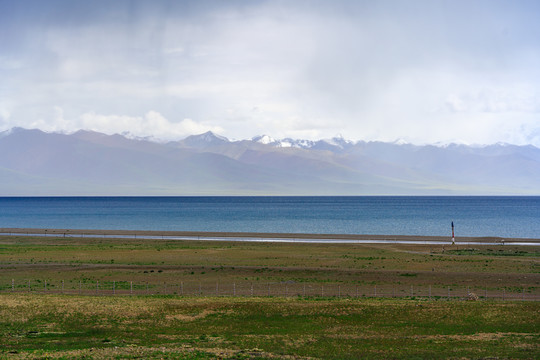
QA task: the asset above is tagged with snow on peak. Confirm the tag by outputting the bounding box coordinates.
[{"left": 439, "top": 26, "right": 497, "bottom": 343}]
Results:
[
  {"left": 252, "top": 134, "right": 276, "bottom": 144},
  {"left": 277, "top": 138, "right": 316, "bottom": 149},
  {"left": 392, "top": 138, "right": 409, "bottom": 145},
  {"left": 318, "top": 135, "right": 354, "bottom": 149},
  {"left": 250, "top": 135, "right": 356, "bottom": 150},
  {"left": 277, "top": 141, "right": 292, "bottom": 148},
  {"left": 294, "top": 139, "right": 316, "bottom": 148}
]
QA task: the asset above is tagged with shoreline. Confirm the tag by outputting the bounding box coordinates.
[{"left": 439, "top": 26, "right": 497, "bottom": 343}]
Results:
[{"left": 1, "top": 227, "right": 538, "bottom": 244}]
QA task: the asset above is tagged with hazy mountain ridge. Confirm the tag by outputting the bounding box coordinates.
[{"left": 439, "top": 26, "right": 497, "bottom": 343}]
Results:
[{"left": 0, "top": 128, "right": 538, "bottom": 195}]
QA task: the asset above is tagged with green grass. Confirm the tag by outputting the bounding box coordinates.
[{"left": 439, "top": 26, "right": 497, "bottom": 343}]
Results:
[
  {"left": 446, "top": 248, "right": 540, "bottom": 257},
  {"left": 0, "top": 235, "right": 539, "bottom": 358},
  {"left": 1, "top": 294, "right": 538, "bottom": 359},
  {"left": 0, "top": 236, "right": 538, "bottom": 291}
]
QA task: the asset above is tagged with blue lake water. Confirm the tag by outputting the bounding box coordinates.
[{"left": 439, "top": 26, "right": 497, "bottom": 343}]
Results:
[{"left": 0, "top": 196, "right": 539, "bottom": 238}]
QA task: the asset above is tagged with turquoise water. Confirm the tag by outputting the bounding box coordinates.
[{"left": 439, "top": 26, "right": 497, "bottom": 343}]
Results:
[{"left": 0, "top": 196, "right": 538, "bottom": 238}]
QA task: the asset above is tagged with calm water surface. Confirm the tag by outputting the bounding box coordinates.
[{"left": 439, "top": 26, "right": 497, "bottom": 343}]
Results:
[{"left": 0, "top": 196, "right": 538, "bottom": 238}]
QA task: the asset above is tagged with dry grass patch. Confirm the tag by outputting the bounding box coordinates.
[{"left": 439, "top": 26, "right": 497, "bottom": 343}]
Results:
[{"left": 165, "top": 309, "right": 231, "bottom": 322}]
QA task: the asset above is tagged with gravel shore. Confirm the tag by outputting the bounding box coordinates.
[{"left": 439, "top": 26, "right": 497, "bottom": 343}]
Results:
[{"left": 1, "top": 227, "right": 537, "bottom": 243}]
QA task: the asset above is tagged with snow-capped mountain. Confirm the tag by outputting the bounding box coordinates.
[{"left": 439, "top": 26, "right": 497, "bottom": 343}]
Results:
[
  {"left": 240, "top": 134, "right": 354, "bottom": 151},
  {"left": 0, "top": 128, "right": 539, "bottom": 195},
  {"left": 176, "top": 132, "right": 357, "bottom": 152},
  {"left": 252, "top": 135, "right": 276, "bottom": 145},
  {"left": 177, "top": 131, "right": 230, "bottom": 148}
]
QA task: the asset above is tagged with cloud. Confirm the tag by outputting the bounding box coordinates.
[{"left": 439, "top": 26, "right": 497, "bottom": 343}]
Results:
[
  {"left": 22, "top": 108, "right": 223, "bottom": 141},
  {"left": 444, "top": 89, "right": 540, "bottom": 114},
  {"left": 78, "top": 111, "right": 224, "bottom": 140},
  {"left": 0, "top": 106, "right": 10, "bottom": 123},
  {"left": 0, "top": 56, "right": 23, "bottom": 70},
  {"left": 1, "top": 1, "right": 540, "bottom": 146}
]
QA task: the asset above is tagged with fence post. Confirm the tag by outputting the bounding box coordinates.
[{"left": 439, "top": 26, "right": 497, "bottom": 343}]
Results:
[
  {"left": 303, "top": 284, "right": 306, "bottom": 297},
  {"left": 251, "top": 283, "right": 254, "bottom": 297},
  {"left": 338, "top": 285, "right": 341, "bottom": 298},
  {"left": 410, "top": 285, "right": 413, "bottom": 297},
  {"left": 62, "top": 280, "right": 64, "bottom": 294},
  {"left": 96, "top": 280, "right": 99, "bottom": 295},
  {"left": 467, "top": 286, "right": 470, "bottom": 296},
  {"left": 12, "top": 279, "right": 14, "bottom": 292},
  {"left": 503, "top": 288, "right": 505, "bottom": 301},
  {"left": 356, "top": 285, "right": 359, "bottom": 298},
  {"left": 28, "top": 279, "right": 31, "bottom": 292},
  {"left": 233, "top": 282, "right": 236, "bottom": 296},
  {"left": 113, "top": 281, "right": 116, "bottom": 295},
  {"left": 45, "top": 280, "right": 47, "bottom": 292},
  {"left": 146, "top": 282, "right": 149, "bottom": 295},
  {"left": 374, "top": 285, "right": 377, "bottom": 297},
  {"left": 429, "top": 285, "right": 431, "bottom": 298},
  {"left": 447, "top": 286, "right": 450, "bottom": 300},
  {"left": 199, "top": 282, "right": 202, "bottom": 296},
  {"left": 181, "top": 282, "right": 183, "bottom": 296},
  {"left": 522, "top": 287, "right": 525, "bottom": 300},
  {"left": 267, "top": 283, "right": 270, "bottom": 297},
  {"left": 130, "top": 281, "right": 133, "bottom": 296},
  {"left": 321, "top": 285, "right": 324, "bottom": 297}
]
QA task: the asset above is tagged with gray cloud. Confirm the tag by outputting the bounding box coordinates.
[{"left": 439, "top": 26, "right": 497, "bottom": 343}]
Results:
[{"left": 1, "top": 0, "right": 540, "bottom": 145}]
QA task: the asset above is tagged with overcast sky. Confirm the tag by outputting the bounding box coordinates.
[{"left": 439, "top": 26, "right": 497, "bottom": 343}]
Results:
[{"left": 1, "top": 0, "right": 540, "bottom": 145}]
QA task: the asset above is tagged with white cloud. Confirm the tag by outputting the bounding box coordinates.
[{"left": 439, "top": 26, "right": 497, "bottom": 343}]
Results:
[
  {"left": 0, "top": 106, "right": 10, "bottom": 123},
  {"left": 1, "top": 1, "right": 540, "bottom": 146},
  {"left": 77, "top": 111, "right": 224, "bottom": 140},
  {"left": 443, "top": 87, "right": 540, "bottom": 114},
  {"left": 23, "top": 108, "right": 223, "bottom": 141},
  {"left": 163, "top": 47, "right": 184, "bottom": 56}
]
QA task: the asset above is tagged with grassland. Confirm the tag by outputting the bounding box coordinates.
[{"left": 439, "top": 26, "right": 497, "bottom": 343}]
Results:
[
  {"left": 0, "top": 234, "right": 539, "bottom": 358},
  {"left": 0, "top": 235, "right": 538, "bottom": 293},
  {"left": 1, "top": 294, "right": 539, "bottom": 359}
]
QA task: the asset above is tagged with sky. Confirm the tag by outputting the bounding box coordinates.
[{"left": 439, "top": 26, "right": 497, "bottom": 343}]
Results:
[{"left": 1, "top": 0, "right": 540, "bottom": 145}]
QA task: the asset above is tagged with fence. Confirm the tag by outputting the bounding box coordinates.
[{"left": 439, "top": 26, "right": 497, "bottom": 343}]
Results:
[{"left": 1, "top": 279, "right": 538, "bottom": 301}]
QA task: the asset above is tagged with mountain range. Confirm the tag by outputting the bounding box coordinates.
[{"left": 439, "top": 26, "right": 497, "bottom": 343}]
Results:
[{"left": 1, "top": 127, "right": 539, "bottom": 195}]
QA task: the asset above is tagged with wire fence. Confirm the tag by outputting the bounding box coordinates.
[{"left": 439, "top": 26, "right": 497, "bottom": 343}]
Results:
[{"left": 1, "top": 279, "right": 538, "bottom": 301}]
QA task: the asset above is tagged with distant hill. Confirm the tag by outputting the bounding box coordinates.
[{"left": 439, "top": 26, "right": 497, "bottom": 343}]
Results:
[{"left": 0, "top": 128, "right": 538, "bottom": 195}]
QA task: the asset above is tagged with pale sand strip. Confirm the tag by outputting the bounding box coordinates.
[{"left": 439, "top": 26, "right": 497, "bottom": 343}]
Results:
[{"left": 0, "top": 227, "right": 538, "bottom": 243}]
